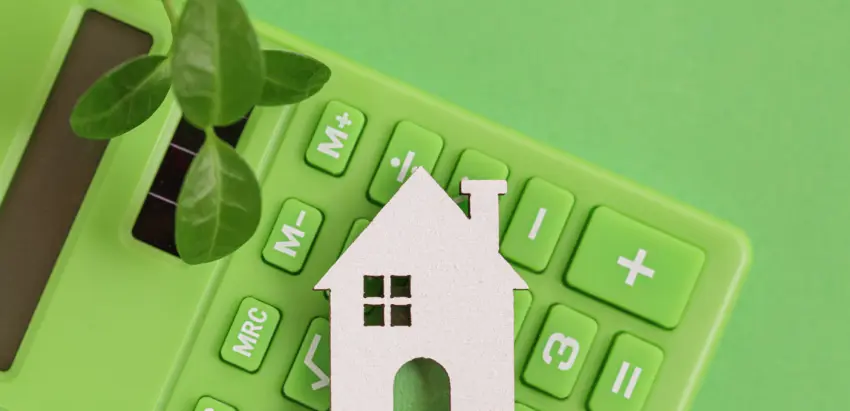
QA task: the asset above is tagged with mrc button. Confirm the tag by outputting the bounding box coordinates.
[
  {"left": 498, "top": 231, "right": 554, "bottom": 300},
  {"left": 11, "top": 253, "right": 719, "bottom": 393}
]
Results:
[
  {"left": 220, "top": 297, "right": 281, "bottom": 372},
  {"left": 565, "top": 207, "right": 705, "bottom": 329}
]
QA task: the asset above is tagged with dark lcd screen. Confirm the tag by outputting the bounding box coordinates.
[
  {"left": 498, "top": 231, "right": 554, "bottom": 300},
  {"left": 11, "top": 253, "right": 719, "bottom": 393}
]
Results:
[
  {"left": 131, "top": 114, "right": 248, "bottom": 256},
  {"left": 0, "top": 11, "right": 152, "bottom": 371}
]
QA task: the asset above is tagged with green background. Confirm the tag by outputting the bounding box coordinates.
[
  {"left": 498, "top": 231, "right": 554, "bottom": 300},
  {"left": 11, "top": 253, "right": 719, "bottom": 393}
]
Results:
[{"left": 238, "top": 0, "right": 848, "bottom": 410}]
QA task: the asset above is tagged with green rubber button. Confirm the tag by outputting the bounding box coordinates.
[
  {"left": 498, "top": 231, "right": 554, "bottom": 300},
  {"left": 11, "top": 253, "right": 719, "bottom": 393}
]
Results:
[
  {"left": 565, "top": 207, "right": 705, "bottom": 328},
  {"left": 305, "top": 101, "right": 366, "bottom": 176},
  {"left": 283, "top": 318, "right": 331, "bottom": 411},
  {"left": 194, "top": 396, "right": 236, "bottom": 411},
  {"left": 501, "top": 178, "right": 574, "bottom": 272},
  {"left": 589, "top": 333, "right": 664, "bottom": 411},
  {"left": 514, "top": 289, "right": 533, "bottom": 339},
  {"left": 219, "top": 297, "right": 281, "bottom": 373},
  {"left": 262, "top": 198, "right": 324, "bottom": 274},
  {"left": 515, "top": 403, "right": 537, "bottom": 411},
  {"left": 368, "top": 121, "right": 444, "bottom": 205},
  {"left": 445, "top": 149, "right": 509, "bottom": 215},
  {"left": 522, "top": 304, "right": 598, "bottom": 399}
]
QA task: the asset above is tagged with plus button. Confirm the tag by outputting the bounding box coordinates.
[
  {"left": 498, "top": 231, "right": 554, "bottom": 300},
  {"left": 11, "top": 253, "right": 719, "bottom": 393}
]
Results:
[
  {"left": 617, "top": 248, "right": 655, "bottom": 286},
  {"left": 336, "top": 112, "right": 352, "bottom": 129}
]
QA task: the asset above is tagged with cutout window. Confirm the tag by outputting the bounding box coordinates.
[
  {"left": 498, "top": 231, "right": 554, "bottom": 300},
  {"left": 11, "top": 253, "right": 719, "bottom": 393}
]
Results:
[
  {"left": 363, "top": 275, "right": 412, "bottom": 327},
  {"left": 391, "top": 275, "right": 411, "bottom": 298},
  {"left": 363, "top": 275, "right": 384, "bottom": 298}
]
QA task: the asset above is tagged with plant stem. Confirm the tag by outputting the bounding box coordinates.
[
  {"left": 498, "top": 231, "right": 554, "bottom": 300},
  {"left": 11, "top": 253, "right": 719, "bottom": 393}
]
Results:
[
  {"left": 204, "top": 127, "right": 216, "bottom": 142},
  {"left": 162, "top": 0, "right": 178, "bottom": 30}
]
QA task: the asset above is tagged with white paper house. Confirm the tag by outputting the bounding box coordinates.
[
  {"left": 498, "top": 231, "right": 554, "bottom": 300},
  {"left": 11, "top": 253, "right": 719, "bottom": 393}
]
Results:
[{"left": 315, "top": 168, "right": 529, "bottom": 411}]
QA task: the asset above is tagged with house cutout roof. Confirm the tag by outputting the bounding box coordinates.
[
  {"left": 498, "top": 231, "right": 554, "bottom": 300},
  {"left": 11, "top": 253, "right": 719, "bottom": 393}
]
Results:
[{"left": 315, "top": 167, "right": 528, "bottom": 291}]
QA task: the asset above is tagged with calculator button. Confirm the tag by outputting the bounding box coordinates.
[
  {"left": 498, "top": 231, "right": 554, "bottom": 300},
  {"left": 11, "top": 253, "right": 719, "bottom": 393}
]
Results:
[
  {"left": 262, "top": 199, "right": 324, "bottom": 274},
  {"left": 305, "top": 101, "right": 365, "bottom": 176},
  {"left": 522, "top": 305, "right": 598, "bottom": 399},
  {"left": 283, "top": 318, "right": 331, "bottom": 410},
  {"left": 565, "top": 207, "right": 705, "bottom": 328},
  {"left": 341, "top": 218, "right": 370, "bottom": 256},
  {"left": 219, "top": 297, "right": 281, "bottom": 373},
  {"left": 589, "top": 334, "right": 663, "bottom": 411},
  {"left": 515, "top": 403, "right": 537, "bottom": 411},
  {"left": 195, "top": 396, "right": 236, "bottom": 411},
  {"left": 445, "top": 149, "right": 509, "bottom": 214},
  {"left": 514, "top": 289, "right": 533, "bottom": 339},
  {"left": 368, "top": 121, "right": 444, "bottom": 205},
  {"left": 501, "top": 178, "right": 574, "bottom": 272}
]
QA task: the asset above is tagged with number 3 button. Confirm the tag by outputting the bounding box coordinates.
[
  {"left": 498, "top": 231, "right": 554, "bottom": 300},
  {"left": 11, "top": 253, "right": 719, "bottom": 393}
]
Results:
[{"left": 521, "top": 305, "right": 598, "bottom": 399}]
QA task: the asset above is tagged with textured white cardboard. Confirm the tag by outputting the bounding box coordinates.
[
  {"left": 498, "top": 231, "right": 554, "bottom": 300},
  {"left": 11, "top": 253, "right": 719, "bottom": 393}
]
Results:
[{"left": 315, "top": 168, "right": 528, "bottom": 410}]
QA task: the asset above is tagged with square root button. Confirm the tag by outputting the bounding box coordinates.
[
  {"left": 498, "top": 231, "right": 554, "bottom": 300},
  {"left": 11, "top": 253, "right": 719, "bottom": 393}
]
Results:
[{"left": 565, "top": 207, "right": 705, "bottom": 328}]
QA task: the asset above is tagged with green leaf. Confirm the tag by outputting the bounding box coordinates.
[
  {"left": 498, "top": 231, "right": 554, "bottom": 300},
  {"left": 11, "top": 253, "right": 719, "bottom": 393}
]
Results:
[
  {"left": 175, "top": 131, "right": 262, "bottom": 265},
  {"left": 258, "top": 49, "right": 331, "bottom": 106},
  {"left": 70, "top": 54, "right": 171, "bottom": 139},
  {"left": 171, "top": 0, "right": 264, "bottom": 128}
]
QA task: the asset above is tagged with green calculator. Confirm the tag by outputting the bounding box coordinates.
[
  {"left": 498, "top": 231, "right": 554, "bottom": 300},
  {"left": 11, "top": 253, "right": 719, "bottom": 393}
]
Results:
[{"left": 0, "top": 1, "right": 751, "bottom": 411}]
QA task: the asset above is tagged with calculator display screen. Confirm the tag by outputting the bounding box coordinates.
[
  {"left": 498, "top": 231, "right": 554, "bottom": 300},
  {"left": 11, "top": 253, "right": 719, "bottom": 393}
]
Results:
[{"left": 0, "top": 11, "right": 152, "bottom": 371}]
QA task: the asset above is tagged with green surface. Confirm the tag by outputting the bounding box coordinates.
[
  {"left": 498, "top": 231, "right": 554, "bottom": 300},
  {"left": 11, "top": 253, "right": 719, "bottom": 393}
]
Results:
[
  {"left": 2, "top": 0, "right": 846, "bottom": 410},
  {"left": 522, "top": 305, "right": 598, "bottom": 399},
  {"left": 566, "top": 207, "right": 706, "bottom": 328},
  {"left": 501, "top": 178, "right": 575, "bottom": 272},
  {"left": 219, "top": 297, "right": 281, "bottom": 373},
  {"left": 588, "top": 334, "right": 665, "bottom": 411}
]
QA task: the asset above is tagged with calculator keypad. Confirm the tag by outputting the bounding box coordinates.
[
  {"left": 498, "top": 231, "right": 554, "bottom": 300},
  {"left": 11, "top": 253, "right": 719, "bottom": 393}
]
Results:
[
  {"left": 305, "top": 101, "right": 366, "bottom": 176},
  {"left": 368, "top": 121, "right": 444, "bottom": 205},
  {"left": 522, "top": 305, "right": 598, "bottom": 399},
  {"left": 214, "top": 97, "right": 715, "bottom": 410},
  {"left": 588, "top": 334, "right": 664, "bottom": 411},
  {"left": 565, "top": 207, "right": 705, "bottom": 328}
]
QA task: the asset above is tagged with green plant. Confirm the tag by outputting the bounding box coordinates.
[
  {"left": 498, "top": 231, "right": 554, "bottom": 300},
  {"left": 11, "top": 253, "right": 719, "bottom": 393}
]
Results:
[{"left": 69, "top": 0, "right": 331, "bottom": 265}]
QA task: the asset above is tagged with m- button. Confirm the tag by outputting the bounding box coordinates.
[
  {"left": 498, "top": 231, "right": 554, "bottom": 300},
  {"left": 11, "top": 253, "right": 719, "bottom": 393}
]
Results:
[
  {"left": 565, "top": 207, "right": 705, "bottom": 328},
  {"left": 262, "top": 199, "right": 324, "bottom": 274}
]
